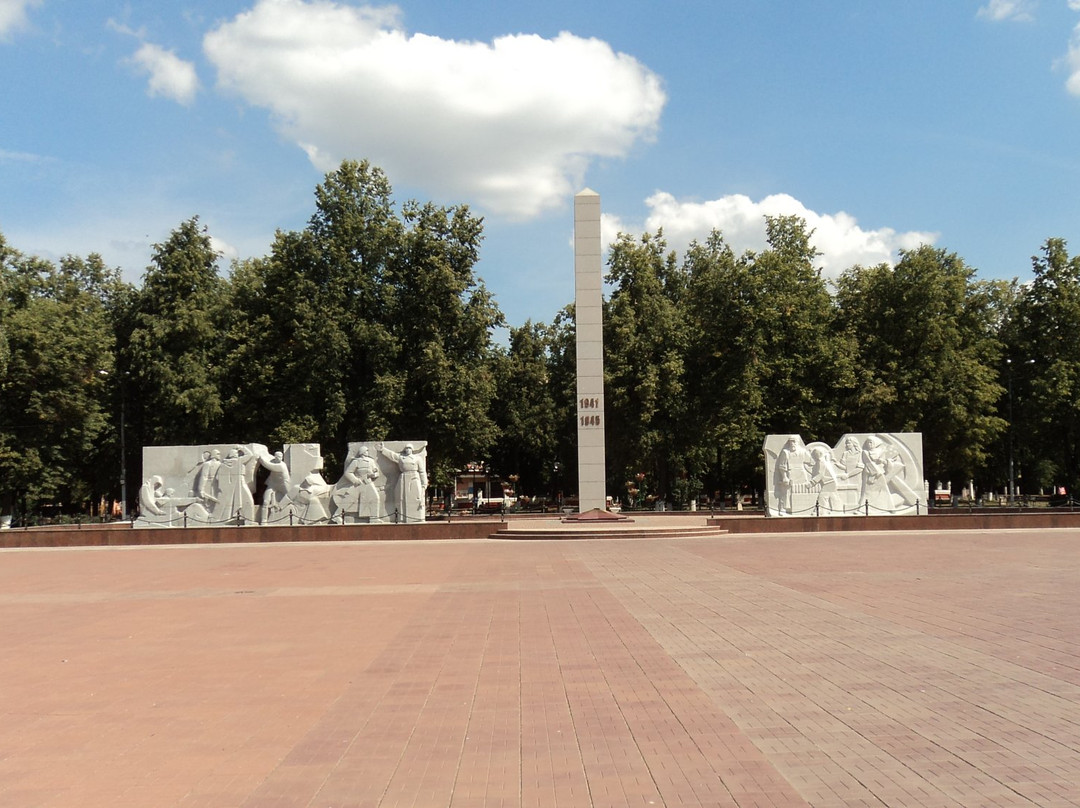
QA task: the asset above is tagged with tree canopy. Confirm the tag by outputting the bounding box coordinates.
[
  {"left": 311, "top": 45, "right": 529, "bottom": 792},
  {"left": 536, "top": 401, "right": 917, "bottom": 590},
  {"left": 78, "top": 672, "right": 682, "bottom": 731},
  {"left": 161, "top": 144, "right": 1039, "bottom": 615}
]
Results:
[
  {"left": 1, "top": 246, "right": 122, "bottom": 514},
  {"left": 835, "top": 245, "right": 1006, "bottom": 482},
  {"left": 2, "top": 159, "right": 1077, "bottom": 519},
  {"left": 1007, "top": 238, "right": 1080, "bottom": 492}
]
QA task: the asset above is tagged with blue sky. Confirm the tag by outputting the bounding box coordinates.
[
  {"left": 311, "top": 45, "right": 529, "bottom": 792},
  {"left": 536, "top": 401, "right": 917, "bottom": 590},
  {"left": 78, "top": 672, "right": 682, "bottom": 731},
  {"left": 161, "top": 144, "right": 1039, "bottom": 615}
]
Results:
[{"left": 3, "top": 0, "right": 1080, "bottom": 329}]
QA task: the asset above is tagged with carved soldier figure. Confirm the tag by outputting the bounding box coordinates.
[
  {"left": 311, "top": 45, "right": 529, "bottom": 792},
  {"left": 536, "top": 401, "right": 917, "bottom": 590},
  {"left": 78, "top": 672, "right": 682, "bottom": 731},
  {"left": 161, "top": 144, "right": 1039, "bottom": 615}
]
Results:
[
  {"left": 258, "top": 450, "right": 291, "bottom": 524},
  {"left": 195, "top": 449, "right": 221, "bottom": 509},
  {"left": 774, "top": 435, "right": 812, "bottom": 514},
  {"left": 333, "top": 445, "right": 382, "bottom": 522},
  {"left": 213, "top": 445, "right": 257, "bottom": 523},
  {"left": 377, "top": 442, "right": 427, "bottom": 523},
  {"left": 810, "top": 447, "right": 843, "bottom": 514}
]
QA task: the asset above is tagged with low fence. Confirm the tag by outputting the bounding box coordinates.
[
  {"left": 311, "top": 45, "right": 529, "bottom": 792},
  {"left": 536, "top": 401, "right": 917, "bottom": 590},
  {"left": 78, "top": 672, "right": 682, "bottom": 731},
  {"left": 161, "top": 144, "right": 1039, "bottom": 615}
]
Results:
[
  {"left": 709, "top": 510, "right": 1080, "bottom": 533},
  {"left": 0, "top": 519, "right": 504, "bottom": 549}
]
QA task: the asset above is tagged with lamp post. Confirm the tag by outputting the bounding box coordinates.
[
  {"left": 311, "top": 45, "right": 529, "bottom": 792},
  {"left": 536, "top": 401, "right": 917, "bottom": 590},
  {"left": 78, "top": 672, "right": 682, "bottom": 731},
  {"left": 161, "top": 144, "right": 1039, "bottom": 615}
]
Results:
[
  {"left": 1006, "top": 358, "right": 1035, "bottom": 506},
  {"left": 101, "top": 369, "right": 129, "bottom": 520},
  {"left": 120, "top": 386, "right": 127, "bottom": 521}
]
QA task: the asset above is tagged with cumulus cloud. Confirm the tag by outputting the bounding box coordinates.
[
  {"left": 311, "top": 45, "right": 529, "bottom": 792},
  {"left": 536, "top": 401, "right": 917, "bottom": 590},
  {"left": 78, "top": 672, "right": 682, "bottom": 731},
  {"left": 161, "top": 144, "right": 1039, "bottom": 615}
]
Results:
[
  {"left": 0, "top": 147, "right": 50, "bottom": 163},
  {"left": 1069, "top": 11, "right": 1080, "bottom": 96},
  {"left": 604, "top": 192, "right": 937, "bottom": 277},
  {"left": 0, "top": 0, "right": 41, "bottom": 39},
  {"left": 129, "top": 42, "right": 200, "bottom": 105},
  {"left": 977, "top": 0, "right": 1037, "bottom": 22},
  {"left": 209, "top": 234, "right": 239, "bottom": 263},
  {"left": 203, "top": 0, "right": 665, "bottom": 219},
  {"left": 980, "top": 1, "right": 1080, "bottom": 97}
]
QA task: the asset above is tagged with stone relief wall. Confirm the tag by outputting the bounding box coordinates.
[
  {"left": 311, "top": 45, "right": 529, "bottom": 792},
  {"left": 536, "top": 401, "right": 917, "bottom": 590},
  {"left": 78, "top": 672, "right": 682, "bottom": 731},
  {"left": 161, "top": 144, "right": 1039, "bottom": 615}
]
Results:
[
  {"left": 136, "top": 441, "right": 427, "bottom": 527},
  {"left": 763, "top": 433, "right": 927, "bottom": 517}
]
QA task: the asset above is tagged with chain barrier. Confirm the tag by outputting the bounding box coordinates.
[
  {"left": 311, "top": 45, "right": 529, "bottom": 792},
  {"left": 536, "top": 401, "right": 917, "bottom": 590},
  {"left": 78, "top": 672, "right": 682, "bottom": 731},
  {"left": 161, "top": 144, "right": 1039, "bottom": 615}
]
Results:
[
  {"left": 773, "top": 498, "right": 923, "bottom": 517},
  {"left": 138, "top": 503, "right": 435, "bottom": 527},
  {"left": 24, "top": 493, "right": 1080, "bottom": 528}
]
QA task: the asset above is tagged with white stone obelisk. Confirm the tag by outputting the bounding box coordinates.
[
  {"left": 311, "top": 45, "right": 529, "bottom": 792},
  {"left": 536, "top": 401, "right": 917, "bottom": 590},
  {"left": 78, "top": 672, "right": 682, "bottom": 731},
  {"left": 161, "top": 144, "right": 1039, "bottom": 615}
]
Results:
[{"left": 574, "top": 189, "right": 607, "bottom": 512}]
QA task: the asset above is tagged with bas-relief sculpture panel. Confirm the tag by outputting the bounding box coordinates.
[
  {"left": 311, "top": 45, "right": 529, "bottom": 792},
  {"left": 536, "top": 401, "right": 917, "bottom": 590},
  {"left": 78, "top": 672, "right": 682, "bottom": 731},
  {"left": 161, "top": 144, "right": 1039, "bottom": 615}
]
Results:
[
  {"left": 136, "top": 441, "right": 427, "bottom": 527},
  {"left": 332, "top": 441, "right": 428, "bottom": 525},
  {"left": 763, "top": 433, "right": 927, "bottom": 517}
]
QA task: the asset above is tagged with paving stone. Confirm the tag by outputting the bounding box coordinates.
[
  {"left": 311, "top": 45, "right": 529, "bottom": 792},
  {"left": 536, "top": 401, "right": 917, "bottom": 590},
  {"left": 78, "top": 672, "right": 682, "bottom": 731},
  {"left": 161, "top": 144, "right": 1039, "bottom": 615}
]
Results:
[{"left": 0, "top": 528, "right": 1078, "bottom": 806}]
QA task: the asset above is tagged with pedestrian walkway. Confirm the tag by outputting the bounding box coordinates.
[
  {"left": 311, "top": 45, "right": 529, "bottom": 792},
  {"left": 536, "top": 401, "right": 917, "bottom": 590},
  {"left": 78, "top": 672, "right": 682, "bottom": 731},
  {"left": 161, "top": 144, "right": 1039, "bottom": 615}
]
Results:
[{"left": 2, "top": 527, "right": 1079, "bottom": 806}]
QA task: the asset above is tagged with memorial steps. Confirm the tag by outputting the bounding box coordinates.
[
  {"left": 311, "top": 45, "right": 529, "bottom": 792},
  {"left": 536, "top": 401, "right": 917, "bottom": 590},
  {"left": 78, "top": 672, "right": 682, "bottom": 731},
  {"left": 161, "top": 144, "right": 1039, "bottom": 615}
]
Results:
[{"left": 489, "top": 515, "right": 730, "bottom": 541}]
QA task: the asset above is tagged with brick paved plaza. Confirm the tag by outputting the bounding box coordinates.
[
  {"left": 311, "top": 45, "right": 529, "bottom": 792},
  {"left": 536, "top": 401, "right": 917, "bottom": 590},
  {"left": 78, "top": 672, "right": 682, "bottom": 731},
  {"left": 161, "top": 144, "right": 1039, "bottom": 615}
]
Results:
[{"left": 2, "top": 527, "right": 1079, "bottom": 807}]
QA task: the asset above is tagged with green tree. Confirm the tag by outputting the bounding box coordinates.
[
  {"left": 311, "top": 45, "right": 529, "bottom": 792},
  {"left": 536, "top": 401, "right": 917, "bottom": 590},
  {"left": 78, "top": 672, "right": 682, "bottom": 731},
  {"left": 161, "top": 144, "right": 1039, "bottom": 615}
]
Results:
[
  {"left": 604, "top": 230, "right": 694, "bottom": 504},
  {"left": 490, "top": 320, "right": 559, "bottom": 497},
  {"left": 123, "top": 217, "right": 227, "bottom": 448},
  {"left": 306, "top": 159, "right": 402, "bottom": 449},
  {"left": 222, "top": 161, "right": 402, "bottom": 465},
  {"left": 1008, "top": 238, "right": 1080, "bottom": 493},
  {"left": 545, "top": 305, "right": 580, "bottom": 501},
  {"left": 835, "top": 244, "right": 1005, "bottom": 484},
  {"left": 222, "top": 160, "right": 503, "bottom": 484},
  {"left": 222, "top": 231, "right": 353, "bottom": 449},
  {"left": 0, "top": 241, "right": 120, "bottom": 518},
  {"left": 684, "top": 218, "right": 851, "bottom": 500},
  {"left": 0, "top": 234, "right": 12, "bottom": 383},
  {"left": 389, "top": 200, "right": 503, "bottom": 485}
]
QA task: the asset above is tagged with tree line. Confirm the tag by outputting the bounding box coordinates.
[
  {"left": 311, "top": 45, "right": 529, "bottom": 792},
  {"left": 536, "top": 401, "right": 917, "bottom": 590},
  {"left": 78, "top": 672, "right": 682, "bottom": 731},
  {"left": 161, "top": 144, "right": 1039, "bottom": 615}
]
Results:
[{"left": 2, "top": 159, "right": 1079, "bottom": 519}]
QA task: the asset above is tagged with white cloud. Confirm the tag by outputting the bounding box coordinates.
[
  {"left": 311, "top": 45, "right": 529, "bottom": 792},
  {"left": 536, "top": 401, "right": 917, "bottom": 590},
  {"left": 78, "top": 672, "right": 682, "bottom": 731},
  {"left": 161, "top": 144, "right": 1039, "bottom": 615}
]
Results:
[
  {"left": 981, "top": 1, "right": 1080, "bottom": 98},
  {"left": 129, "top": 42, "right": 200, "bottom": 105},
  {"left": 209, "top": 235, "right": 239, "bottom": 263},
  {"left": 0, "top": 147, "right": 50, "bottom": 163},
  {"left": 605, "top": 192, "right": 938, "bottom": 277},
  {"left": 977, "top": 0, "right": 1037, "bottom": 21},
  {"left": 0, "top": 0, "right": 41, "bottom": 39},
  {"left": 1069, "top": 15, "right": 1080, "bottom": 96},
  {"left": 203, "top": 0, "right": 665, "bottom": 219}
]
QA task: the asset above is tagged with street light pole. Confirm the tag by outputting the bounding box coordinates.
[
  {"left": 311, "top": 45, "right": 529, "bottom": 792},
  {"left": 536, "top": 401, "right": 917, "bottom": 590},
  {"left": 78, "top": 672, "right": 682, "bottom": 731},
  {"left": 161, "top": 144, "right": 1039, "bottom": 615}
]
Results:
[
  {"left": 120, "top": 389, "right": 127, "bottom": 521},
  {"left": 1006, "top": 358, "right": 1035, "bottom": 506},
  {"left": 1007, "top": 359, "right": 1015, "bottom": 505},
  {"left": 99, "top": 368, "right": 127, "bottom": 521}
]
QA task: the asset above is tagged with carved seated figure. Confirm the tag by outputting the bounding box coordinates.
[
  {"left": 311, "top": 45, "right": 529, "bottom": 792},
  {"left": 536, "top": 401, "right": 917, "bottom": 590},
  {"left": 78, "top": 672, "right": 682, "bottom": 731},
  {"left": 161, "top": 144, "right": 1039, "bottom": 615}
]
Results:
[
  {"left": 295, "top": 460, "right": 332, "bottom": 523},
  {"left": 332, "top": 445, "right": 382, "bottom": 523},
  {"left": 137, "top": 476, "right": 196, "bottom": 526},
  {"left": 139, "top": 475, "right": 167, "bottom": 518}
]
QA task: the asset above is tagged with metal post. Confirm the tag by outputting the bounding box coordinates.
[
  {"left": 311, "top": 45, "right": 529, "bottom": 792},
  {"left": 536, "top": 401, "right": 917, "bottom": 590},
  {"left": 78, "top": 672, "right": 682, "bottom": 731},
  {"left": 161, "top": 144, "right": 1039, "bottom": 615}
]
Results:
[
  {"left": 864, "top": 500, "right": 869, "bottom": 516},
  {"left": 120, "top": 380, "right": 127, "bottom": 521},
  {"left": 1007, "top": 359, "right": 1015, "bottom": 505}
]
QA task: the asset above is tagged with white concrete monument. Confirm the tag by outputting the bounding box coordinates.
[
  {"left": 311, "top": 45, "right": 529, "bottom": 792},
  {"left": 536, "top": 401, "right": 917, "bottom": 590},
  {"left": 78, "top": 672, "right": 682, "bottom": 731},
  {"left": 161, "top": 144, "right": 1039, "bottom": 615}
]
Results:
[
  {"left": 136, "top": 443, "right": 268, "bottom": 526},
  {"left": 285, "top": 443, "right": 333, "bottom": 524},
  {"left": 330, "top": 440, "right": 428, "bottom": 524},
  {"left": 574, "top": 189, "right": 607, "bottom": 512},
  {"left": 763, "top": 433, "right": 927, "bottom": 517},
  {"left": 135, "top": 440, "right": 427, "bottom": 526}
]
